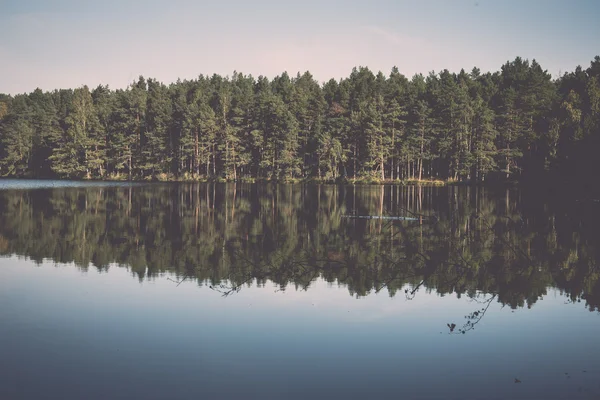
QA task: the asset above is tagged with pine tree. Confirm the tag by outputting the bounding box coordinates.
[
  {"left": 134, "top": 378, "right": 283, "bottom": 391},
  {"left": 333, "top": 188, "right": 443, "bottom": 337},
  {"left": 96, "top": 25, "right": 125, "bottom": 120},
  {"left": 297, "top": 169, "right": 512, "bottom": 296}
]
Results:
[
  {"left": 364, "top": 94, "right": 388, "bottom": 180},
  {"left": 229, "top": 72, "right": 255, "bottom": 179},
  {"left": 0, "top": 96, "right": 34, "bottom": 176},
  {"left": 471, "top": 97, "right": 497, "bottom": 180},
  {"left": 142, "top": 78, "right": 172, "bottom": 177}
]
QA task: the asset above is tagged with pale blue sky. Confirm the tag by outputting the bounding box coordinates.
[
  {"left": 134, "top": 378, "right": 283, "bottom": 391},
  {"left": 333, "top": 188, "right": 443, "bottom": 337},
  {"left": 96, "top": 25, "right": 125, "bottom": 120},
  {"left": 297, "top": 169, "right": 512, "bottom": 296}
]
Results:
[{"left": 0, "top": 0, "right": 598, "bottom": 94}]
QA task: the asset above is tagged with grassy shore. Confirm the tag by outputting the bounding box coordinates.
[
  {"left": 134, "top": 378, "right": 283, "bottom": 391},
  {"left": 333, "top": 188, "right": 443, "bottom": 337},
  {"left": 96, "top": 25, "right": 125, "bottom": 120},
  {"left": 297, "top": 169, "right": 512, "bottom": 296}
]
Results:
[{"left": 91, "top": 173, "right": 456, "bottom": 186}]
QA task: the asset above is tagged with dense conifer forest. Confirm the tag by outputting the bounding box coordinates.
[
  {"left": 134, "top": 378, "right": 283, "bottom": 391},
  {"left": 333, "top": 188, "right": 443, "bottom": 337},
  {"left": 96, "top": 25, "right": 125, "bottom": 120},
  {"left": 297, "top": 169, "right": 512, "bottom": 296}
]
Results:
[{"left": 1, "top": 56, "right": 599, "bottom": 185}]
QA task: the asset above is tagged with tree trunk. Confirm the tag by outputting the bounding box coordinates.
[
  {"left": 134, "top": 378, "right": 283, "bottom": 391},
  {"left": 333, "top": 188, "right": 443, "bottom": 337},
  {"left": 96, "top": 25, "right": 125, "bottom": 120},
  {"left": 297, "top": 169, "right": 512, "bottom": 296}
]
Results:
[
  {"left": 97, "top": 146, "right": 104, "bottom": 177},
  {"left": 225, "top": 139, "right": 229, "bottom": 180},
  {"left": 318, "top": 154, "right": 321, "bottom": 179},
  {"left": 128, "top": 148, "right": 132, "bottom": 180},
  {"left": 194, "top": 128, "right": 199, "bottom": 175},
  {"left": 419, "top": 118, "right": 424, "bottom": 181},
  {"left": 206, "top": 150, "right": 210, "bottom": 177},
  {"left": 353, "top": 141, "right": 357, "bottom": 180},
  {"left": 232, "top": 143, "right": 237, "bottom": 181},
  {"left": 212, "top": 144, "right": 216, "bottom": 176},
  {"left": 506, "top": 144, "right": 511, "bottom": 179},
  {"left": 391, "top": 125, "right": 395, "bottom": 180}
]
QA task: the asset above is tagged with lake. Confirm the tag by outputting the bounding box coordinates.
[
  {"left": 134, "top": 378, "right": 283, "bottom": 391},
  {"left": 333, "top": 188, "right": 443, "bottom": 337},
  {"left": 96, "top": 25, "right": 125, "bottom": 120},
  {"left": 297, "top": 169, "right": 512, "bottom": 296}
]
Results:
[{"left": 0, "top": 181, "right": 599, "bottom": 400}]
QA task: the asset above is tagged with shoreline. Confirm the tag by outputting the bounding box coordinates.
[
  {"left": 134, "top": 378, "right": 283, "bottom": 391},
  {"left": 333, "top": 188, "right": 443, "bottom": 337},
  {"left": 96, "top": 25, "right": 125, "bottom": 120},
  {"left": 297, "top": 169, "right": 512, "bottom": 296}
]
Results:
[{"left": 0, "top": 176, "right": 487, "bottom": 186}]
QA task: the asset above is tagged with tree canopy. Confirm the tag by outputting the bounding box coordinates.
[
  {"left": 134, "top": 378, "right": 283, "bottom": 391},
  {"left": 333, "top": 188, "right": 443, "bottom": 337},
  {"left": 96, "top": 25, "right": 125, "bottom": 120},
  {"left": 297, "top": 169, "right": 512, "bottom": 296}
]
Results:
[{"left": 1, "top": 57, "right": 599, "bottom": 187}]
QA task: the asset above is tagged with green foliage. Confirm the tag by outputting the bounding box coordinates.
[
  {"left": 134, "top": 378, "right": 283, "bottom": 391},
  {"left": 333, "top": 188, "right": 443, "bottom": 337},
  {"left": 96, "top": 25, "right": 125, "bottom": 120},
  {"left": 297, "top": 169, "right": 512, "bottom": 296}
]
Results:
[{"left": 0, "top": 56, "right": 599, "bottom": 186}]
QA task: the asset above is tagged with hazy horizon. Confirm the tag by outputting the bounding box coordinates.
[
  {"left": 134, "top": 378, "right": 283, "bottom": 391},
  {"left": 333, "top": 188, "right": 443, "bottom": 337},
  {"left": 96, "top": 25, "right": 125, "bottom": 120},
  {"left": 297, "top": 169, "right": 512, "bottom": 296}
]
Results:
[{"left": 1, "top": 0, "right": 599, "bottom": 94}]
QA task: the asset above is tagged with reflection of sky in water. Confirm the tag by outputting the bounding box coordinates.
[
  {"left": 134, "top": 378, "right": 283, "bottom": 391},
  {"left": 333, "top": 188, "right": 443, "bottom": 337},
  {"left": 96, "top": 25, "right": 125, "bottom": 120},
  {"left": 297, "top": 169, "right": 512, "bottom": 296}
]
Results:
[
  {"left": 0, "top": 179, "right": 143, "bottom": 190},
  {"left": 1, "top": 257, "right": 599, "bottom": 400}
]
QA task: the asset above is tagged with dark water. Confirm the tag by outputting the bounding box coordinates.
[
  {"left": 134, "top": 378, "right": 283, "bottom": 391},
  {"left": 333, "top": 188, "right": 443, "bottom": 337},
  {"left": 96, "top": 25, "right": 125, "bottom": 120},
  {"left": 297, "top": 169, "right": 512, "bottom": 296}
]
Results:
[{"left": 0, "top": 181, "right": 599, "bottom": 400}]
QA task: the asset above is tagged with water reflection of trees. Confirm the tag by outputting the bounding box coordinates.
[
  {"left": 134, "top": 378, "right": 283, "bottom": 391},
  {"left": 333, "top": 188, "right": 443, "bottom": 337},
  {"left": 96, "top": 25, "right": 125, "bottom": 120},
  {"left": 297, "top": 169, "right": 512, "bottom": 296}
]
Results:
[{"left": 0, "top": 183, "right": 599, "bottom": 312}]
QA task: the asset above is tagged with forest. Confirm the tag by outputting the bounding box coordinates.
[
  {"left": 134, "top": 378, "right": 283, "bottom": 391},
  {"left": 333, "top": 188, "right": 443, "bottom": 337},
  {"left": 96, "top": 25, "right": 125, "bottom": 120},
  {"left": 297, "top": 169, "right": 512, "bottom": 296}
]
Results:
[{"left": 0, "top": 56, "right": 599, "bottom": 185}]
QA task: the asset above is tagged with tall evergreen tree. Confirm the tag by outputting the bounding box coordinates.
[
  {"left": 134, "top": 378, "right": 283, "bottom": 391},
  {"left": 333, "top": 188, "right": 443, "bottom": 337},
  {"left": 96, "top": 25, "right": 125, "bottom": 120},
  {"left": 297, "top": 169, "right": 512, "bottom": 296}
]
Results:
[
  {"left": 142, "top": 78, "right": 172, "bottom": 177},
  {"left": 0, "top": 96, "right": 34, "bottom": 176},
  {"left": 50, "top": 86, "right": 104, "bottom": 178}
]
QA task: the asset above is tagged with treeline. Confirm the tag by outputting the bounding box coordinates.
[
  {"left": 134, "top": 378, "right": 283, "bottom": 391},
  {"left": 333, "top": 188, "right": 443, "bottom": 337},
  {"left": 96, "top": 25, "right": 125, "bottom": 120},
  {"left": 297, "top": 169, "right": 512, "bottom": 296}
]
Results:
[
  {"left": 0, "top": 56, "right": 599, "bottom": 183},
  {"left": 0, "top": 184, "right": 599, "bottom": 311}
]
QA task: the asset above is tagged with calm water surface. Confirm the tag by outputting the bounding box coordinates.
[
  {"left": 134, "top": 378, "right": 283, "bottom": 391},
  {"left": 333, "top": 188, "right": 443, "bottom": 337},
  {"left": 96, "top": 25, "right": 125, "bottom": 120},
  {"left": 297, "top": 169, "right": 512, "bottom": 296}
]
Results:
[{"left": 0, "top": 181, "right": 599, "bottom": 400}]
